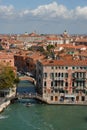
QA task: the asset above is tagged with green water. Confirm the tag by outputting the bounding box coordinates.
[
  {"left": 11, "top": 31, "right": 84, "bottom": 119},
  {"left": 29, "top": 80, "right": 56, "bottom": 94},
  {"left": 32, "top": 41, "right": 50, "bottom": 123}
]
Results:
[
  {"left": 0, "top": 80, "right": 87, "bottom": 130},
  {"left": 0, "top": 103, "right": 87, "bottom": 130}
]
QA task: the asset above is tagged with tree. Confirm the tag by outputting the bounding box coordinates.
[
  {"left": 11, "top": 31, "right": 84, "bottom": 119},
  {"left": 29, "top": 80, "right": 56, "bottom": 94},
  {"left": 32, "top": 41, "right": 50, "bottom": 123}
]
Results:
[
  {"left": 0, "top": 64, "right": 20, "bottom": 89},
  {"left": 14, "top": 76, "right": 20, "bottom": 88},
  {"left": 47, "top": 44, "right": 55, "bottom": 52}
]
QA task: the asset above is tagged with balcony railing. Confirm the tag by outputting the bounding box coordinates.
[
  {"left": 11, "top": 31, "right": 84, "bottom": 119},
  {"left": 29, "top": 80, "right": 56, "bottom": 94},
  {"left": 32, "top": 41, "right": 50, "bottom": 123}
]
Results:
[{"left": 75, "top": 78, "right": 86, "bottom": 81}]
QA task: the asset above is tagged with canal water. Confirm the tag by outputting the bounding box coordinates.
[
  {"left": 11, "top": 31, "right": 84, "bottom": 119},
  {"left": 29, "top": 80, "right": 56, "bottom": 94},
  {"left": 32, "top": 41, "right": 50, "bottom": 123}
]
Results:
[{"left": 0, "top": 80, "right": 87, "bottom": 130}]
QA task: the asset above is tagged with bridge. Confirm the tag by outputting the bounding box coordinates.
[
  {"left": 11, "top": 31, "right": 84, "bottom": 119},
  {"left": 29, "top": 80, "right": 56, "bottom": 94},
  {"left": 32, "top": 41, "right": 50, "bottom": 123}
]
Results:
[
  {"left": 19, "top": 76, "right": 36, "bottom": 84},
  {"left": 15, "top": 93, "right": 47, "bottom": 103}
]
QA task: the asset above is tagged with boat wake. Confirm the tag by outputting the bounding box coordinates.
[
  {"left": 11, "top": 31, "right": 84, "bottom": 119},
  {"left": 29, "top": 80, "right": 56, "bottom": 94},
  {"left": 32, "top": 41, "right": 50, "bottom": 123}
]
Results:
[{"left": 0, "top": 115, "right": 9, "bottom": 120}]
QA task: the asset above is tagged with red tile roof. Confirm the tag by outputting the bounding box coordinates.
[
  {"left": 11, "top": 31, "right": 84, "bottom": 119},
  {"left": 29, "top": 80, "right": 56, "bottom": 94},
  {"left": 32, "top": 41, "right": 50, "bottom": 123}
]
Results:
[{"left": 40, "top": 59, "right": 87, "bottom": 66}]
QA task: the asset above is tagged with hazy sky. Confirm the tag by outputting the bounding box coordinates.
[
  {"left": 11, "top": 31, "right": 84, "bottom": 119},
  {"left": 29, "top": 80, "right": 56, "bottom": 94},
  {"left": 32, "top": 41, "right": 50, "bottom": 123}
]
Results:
[{"left": 0, "top": 0, "right": 87, "bottom": 34}]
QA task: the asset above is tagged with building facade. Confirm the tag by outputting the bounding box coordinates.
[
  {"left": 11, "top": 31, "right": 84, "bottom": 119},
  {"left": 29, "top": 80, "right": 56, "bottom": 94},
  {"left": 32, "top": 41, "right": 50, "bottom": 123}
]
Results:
[
  {"left": 17, "top": 32, "right": 45, "bottom": 43},
  {"left": 0, "top": 52, "right": 14, "bottom": 67},
  {"left": 36, "top": 59, "right": 87, "bottom": 104}
]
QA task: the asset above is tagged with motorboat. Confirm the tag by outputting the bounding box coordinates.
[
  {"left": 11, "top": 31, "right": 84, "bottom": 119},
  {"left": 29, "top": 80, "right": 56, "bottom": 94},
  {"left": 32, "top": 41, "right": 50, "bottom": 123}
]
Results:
[{"left": 25, "top": 103, "right": 32, "bottom": 107}]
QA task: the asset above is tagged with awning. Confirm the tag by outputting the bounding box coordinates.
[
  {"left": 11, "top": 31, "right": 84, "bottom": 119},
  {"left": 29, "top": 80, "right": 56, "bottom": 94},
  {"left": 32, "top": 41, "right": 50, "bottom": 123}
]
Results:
[{"left": 65, "top": 95, "right": 75, "bottom": 98}]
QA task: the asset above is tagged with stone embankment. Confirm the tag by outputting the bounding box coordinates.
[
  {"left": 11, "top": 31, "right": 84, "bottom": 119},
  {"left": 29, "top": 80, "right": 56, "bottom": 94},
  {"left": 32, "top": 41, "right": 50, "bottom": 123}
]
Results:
[
  {"left": 0, "top": 100, "right": 10, "bottom": 113},
  {"left": 0, "top": 88, "right": 16, "bottom": 113}
]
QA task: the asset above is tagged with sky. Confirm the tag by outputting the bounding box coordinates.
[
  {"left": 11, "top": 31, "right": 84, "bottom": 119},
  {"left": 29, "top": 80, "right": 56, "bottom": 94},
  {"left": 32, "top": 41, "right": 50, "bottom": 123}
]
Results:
[{"left": 0, "top": 0, "right": 87, "bottom": 34}]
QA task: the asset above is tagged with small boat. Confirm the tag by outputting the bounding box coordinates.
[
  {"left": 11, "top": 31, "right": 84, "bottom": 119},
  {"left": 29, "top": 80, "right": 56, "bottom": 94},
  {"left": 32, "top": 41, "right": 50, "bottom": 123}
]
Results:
[{"left": 25, "top": 103, "right": 32, "bottom": 107}]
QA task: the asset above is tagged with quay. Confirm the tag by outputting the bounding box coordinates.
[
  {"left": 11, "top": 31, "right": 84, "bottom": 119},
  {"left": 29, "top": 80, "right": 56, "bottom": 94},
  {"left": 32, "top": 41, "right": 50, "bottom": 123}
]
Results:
[
  {"left": 15, "top": 93, "right": 87, "bottom": 106},
  {"left": 0, "top": 89, "right": 16, "bottom": 113},
  {"left": 0, "top": 99, "right": 10, "bottom": 113}
]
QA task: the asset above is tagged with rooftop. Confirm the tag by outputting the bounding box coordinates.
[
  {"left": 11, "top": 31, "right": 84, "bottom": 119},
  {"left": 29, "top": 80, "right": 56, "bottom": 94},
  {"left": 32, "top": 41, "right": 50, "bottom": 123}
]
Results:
[{"left": 40, "top": 59, "right": 87, "bottom": 66}]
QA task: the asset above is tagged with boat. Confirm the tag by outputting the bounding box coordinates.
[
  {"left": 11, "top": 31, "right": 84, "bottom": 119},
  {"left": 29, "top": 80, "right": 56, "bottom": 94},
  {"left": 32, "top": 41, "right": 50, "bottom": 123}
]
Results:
[{"left": 25, "top": 103, "right": 32, "bottom": 107}]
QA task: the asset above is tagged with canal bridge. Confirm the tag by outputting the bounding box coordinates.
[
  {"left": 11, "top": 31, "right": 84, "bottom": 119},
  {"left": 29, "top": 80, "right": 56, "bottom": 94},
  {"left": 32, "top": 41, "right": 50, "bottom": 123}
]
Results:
[
  {"left": 15, "top": 93, "right": 47, "bottom": 103},
  {"left": 19, "top": 76, "right": 35, "bottom": 83}
]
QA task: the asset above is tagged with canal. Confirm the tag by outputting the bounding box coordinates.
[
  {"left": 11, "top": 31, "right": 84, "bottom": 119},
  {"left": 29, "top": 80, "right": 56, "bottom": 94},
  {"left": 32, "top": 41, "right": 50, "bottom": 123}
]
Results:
[{"left": 0, "top": 80, "right": 87, "bottom": 130}]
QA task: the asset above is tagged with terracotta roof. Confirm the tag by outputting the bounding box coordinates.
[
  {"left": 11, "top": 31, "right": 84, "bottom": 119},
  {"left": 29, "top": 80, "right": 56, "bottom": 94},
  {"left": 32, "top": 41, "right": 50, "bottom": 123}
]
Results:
[
  {"left": 55, "top": 44, "right": 87, "bottom": 50},
  {"left": 76, "top": 38, "right": 87, "bottom": 42},
  {"left": 40, "top": 59, "right": 87, "bottom": 66},
  {"left": 46, "top": 37, "right": 60, "bottom": 41}
]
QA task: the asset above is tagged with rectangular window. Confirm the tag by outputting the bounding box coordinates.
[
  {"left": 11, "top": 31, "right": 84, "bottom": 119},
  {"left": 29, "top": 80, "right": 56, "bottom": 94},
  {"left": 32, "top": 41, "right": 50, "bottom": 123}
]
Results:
[
  {"left": 55, "top": 96, "right": 58, "bottom": 101},
  {"left": 55, "top": 73, "right": 57, "bottom": 77},
  {"left": 65, "top": 73, "right": 68, "bottom": 78},
  {"left": 51, "top": 96, "right": 53, "bottom": 101},
  {"left": 58, "top": 73, "right": 60, "bottom": 77},
  {"left": 55, "top": 80, "right": 57, "bottom": 86},
  {"left": 51, "top": 66, "right": 54, "bottom": 69},
  {"left": 58, "top": 67, "right": 61, "bottom": 69},
  {"left": 72, "top": 67, "right": 75, "bottom": 69},
  {"left": 55, "top": 66, "right": 58, "bottom": 69},
  {"left": 65, "top": 82, "right": 68, "bottom": 87},
  {"left": 50, "top": 73, "right": 54, "bottom": 78},
  {"left": 44, "top": 81, "right": 46, "bottom": 87},
  {"left": 72, "top": 73, "right": 75, "bottom": 78},
  {"left": 62, "top": 67, "right": 64, "bottom": 69},
  {"left": 44, "top": 73, "right": 47, "bottom": 78},
  {"left": 84, "top": 67, "right": 87, "bottom": 70},
  {"left": 51, "top": 81, "right": 53, "bottom": 87},
  {"left": 61, "top": 73, "right": 63, "bottom": 77},
  {"left": 61, "top": 81, "right": 63, "bottom": 86},
  {"left": 44, "top": 90, "right": 46, "bottom": 93},
  {"left": 66, "top": 66, "right": 68, "bottom": 69}
]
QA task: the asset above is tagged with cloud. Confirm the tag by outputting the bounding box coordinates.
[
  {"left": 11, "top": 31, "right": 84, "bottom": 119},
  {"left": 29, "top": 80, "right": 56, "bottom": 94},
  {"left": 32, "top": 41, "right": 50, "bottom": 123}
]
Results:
[
  {"left": 20, "top": 2, "right": 71, "bottom": 19},
  {"left": 0, "top": 2, "right": 87, "bottom": 34},
  {"left": 0, "top": 2, "right": 87, "bottom": 21},
  {"left": 74, "top": 6, "right": 87, "bottom": 19},
  {"left": 0, "top": 5, "right": 15, "bottom": 19},
  {"left": 17, "top": 1, "right": 87, "bottom": 24}
]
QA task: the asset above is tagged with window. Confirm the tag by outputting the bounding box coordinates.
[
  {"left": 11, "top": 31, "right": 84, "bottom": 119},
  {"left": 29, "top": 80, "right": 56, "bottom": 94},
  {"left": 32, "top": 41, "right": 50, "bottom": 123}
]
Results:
[
  {"left": 62, "top": 67, "right": 64, "bottom": 69},
  {"left": 84, "top": 67, "right": 87, "bottom": 70},
  {"left": 66, "top": 66, "right": 68, "bottom": 69},
  {"left": 55, "top": 73, "right": 57, "bottom": 77},
  {"left": 65, "top": 82, "right": 68, "bottom": 87},
  {"left": 61, "top": 73, "right": 63, "bottom": 77},
  {"left": 55, "top": 80, "right": 57, "bottom": 86},
  {"left": 51, "top": 96, "right": 53, "bottom": 101},
  {"left": 80, "top": 67, "right": 82, "bottom": 69},
  {"left": 50, "top": 73, "right": 54, "bottom": 78},
  {"left": 61, "top": 81, "right": 64, "bottom": 86},
  {"left": 58, "top": 73, "right": 60, "bottom": 77},
  {"left": 55, "top": 96, "right": 58, "bottom": 101},
  {"left": 76, "top": 67, "right": 79, "bottom": 69},
  {"left": 72, "top": 67, "right": 75, "bottom": 69},
  {"left": 44, "top": 81, "right": 46, "bottom": 87},
  {"left": 51, "top": 81, "right": 53, "bottom": 87},
  {"left": 44, "top": 90, "right": 46, "bottom": 93},
  {"left": 65, "top": 73, "right": 68, "bottom": 78},
  {"left": 59, "top": 66, "right": 61, "bottom": 69},
  {"left": 72, "top": 82, "right": 74, "bottom": 86},
  {"left": 55, "top": 66, "right": 58, "bottom": 69},
  {"left": 51, "top": 66, "right": 54, "bottom": 69},
  {"left": 44, "top": 73, "right": 47, "bottom": 78},
  {"left": 72, "top": 73, "right": 75, "bottom": 78}
]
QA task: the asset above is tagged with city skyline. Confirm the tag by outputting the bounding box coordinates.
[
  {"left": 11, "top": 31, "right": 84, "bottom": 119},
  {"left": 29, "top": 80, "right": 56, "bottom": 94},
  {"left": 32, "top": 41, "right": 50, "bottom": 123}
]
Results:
[{"left": 0, "top": 0, "right": 87, "bottom": 34}]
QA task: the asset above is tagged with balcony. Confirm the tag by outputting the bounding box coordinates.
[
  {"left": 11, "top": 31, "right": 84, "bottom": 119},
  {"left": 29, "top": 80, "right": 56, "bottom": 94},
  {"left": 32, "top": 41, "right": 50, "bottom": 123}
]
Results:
[{"left": 75, "top": 78, "right": 86, "bottom": 81}]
